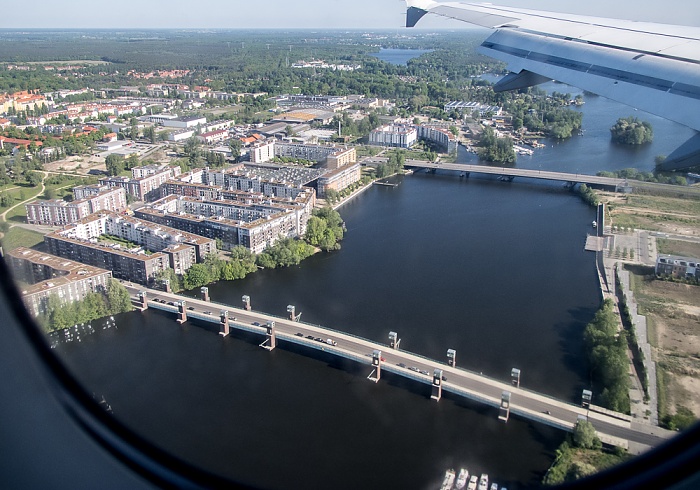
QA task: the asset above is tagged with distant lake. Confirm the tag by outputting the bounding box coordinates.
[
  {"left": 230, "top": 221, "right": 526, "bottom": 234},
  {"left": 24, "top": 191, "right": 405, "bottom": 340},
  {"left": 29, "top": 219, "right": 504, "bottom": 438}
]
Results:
[{"left": 372, "top": 48, "right": 432, "bottom": 65}]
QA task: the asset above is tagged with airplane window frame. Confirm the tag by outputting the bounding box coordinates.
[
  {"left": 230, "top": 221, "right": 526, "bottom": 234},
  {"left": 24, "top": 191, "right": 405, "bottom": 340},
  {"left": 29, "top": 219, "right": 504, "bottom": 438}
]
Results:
[{"left": 2, "top": 253, "right": 700, "bottom": 489}]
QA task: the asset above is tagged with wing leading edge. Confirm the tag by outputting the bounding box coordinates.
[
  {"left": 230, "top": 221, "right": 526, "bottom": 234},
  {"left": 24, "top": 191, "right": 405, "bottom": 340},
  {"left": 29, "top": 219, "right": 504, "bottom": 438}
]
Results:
[{"left": 404, "top": 1, "right": 700, "bottom": 171}]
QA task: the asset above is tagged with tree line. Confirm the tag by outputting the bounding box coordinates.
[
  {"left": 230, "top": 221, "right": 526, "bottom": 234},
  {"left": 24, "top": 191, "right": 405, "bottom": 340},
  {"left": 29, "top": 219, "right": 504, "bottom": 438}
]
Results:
[
  {"left": 156, "top": 207, "right": 345, "bottom": 292},
  {"left": 37, "top": 279, "right": 133, "bottom": 332},
  {"left": 583, "top": 298, "right": 630, "bottom": 413}
]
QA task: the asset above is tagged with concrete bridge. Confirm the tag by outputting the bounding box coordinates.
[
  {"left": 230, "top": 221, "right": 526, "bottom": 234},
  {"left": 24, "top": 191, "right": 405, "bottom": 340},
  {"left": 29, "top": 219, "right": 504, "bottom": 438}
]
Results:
[
  {"left": 127, "top": 284, "right": 675, "bottom": 455},
  {"left": 403, "top": 160, "right": 629, "bottom": 190}
]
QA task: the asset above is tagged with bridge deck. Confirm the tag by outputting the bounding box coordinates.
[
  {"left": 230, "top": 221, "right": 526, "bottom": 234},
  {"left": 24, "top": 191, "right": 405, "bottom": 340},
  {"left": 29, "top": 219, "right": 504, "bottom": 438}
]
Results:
[
  {"left": 403, "top": 160, "right": 628, "bottom": 188},
  {"left": 130, "top": 285, "right": 674, "bottom": 453}
]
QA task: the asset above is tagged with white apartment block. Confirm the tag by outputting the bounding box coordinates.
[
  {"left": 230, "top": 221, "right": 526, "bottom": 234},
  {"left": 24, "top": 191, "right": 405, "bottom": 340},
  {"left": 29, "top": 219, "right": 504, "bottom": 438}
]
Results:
[
  {"left": 368, "top": 124, "right": 418, "bottom": 148},
  {"left": 26, "top": 186, "right": 127, "bottom": 226}
]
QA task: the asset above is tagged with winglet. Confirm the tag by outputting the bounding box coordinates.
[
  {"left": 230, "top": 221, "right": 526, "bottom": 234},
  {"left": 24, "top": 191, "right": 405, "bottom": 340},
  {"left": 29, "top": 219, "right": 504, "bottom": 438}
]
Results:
[
  {"left": 405, "top": 0, "right": 436, "bottom": 27},
  {"left": 406, "top": 6, "right": 428, "bottom": 27}
]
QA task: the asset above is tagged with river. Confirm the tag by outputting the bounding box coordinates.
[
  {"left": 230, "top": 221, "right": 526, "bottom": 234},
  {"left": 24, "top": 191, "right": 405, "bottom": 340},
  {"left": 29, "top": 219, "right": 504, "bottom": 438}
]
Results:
[{"left": 48, "top": 67, "right": 694, "bottom": 489}]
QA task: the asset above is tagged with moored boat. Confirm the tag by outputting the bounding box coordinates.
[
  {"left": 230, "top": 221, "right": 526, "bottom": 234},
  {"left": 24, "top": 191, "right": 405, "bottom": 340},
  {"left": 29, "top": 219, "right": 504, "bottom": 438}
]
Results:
[
  {"left": 441, "top": 469, "right": 456, "bottom": 490},
  {"left": 467, "top": 475, "right": 479, "bottom": 490},
  {"left": 455, "top": 468, "right": 469, "bottom": 489},
  {"left": 478, "top": 474, "right": 489, "bottom": 490}
]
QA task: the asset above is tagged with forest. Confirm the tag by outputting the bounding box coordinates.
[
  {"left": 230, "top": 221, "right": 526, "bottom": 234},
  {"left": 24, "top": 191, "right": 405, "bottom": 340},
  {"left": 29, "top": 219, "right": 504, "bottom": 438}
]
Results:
[{"left": 0, "top": 28, "right": 584, "bottom": 145}]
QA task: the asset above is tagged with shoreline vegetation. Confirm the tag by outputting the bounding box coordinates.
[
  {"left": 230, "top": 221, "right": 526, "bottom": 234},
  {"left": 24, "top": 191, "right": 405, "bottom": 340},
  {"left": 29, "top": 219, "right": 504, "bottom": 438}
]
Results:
[
  {"left": 153, "top": 206, "right": 345, "bottom": 294},
  {"left": 1, "top": 28, "right": 698, "bottom": 487},
  {"left": 543, "top": 419, "right": 630, "bottom": 486},
  {"left": 38, "top": 278, "right": 133, "bottom": 332}
]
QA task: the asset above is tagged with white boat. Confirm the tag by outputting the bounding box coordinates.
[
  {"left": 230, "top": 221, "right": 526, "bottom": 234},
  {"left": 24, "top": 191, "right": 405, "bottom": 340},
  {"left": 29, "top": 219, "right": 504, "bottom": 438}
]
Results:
[
  {"left": 441, "top": 469, "right": 456, "bottom": 490},
  {"left": 455, "top": 468, "right": 469, "bottom": 489},
  {"left": 467, "top": 475, "right": 479, "bottom": 490},
  {"left": 478, "top": 474, "right": 489, "bottom": 490},
  {"left": 592, "top": 221, "right": 597, "bottom": 228},
  {"left": 490, "top": 483, "right": 498, "bottom": 490}
]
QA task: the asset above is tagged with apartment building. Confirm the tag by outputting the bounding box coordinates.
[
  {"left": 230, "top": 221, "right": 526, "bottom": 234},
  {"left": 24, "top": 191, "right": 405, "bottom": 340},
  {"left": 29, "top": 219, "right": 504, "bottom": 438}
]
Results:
[
  {"left": 317, "top": 163, "right": 362, "bottom": 198},
  {"left": 44, "top": 212, "right": 216, "bottom": 283},
  {"left": 99, "top": 165, "right": 181, "bottom": 202},
  {"left": 26, "top": 186, "right": 127, "bottom": 226},
  {"left": 368, "top": 124, "right": 417, "bottom": 148},
  {"left": 416, "top": 125, "right": 458, "bottom": 153},
  {"left": 135, "top": 191, "right": 313, "bottom": 254},
  {"left": 7, "top": 247, "right": 113, "bottom": 317},
  {"left": 656, "top": 255, "right": 700, "bottom": 280}
]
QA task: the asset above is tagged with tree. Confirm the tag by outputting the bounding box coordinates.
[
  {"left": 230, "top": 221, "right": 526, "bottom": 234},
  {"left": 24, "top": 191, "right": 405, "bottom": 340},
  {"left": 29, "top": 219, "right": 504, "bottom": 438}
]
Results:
[
  {"left": 143, "top": 125, "right": 156, "bottom": 144},
  {"left": 106, "top": 279, "right": 133, "bottom": 314},
  {"left": 228, "top": 139, "right": 242, "bottom": 161},
  {"left": 0, "top": 193, "right": 12, "bottom": 207},
  {"left": 183, "top": 263, "right": 212, "bottom": 290},
  {"left": 572, "top": 419, "right": 602, "bottom": 450},
  {"left": 105, "top": 154, "right": 125, "bottom": 176},
  {"left": 305, "top": 216, "right": 327, "bottom": 247},
  {"left": 25, "top": 171, "right": 42, "bottom": 186},
  {"left": 44, "top": 188, "right": 58, "bottom": 200},
  {"left": 610, "top": 116, "right": 653, "bottom": 145}
]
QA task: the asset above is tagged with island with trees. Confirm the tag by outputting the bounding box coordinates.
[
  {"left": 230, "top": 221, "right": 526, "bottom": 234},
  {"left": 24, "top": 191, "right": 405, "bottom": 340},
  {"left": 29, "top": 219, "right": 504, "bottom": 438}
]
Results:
[{"left": 610, "top": 116, "right": 653, "bottom": 145}]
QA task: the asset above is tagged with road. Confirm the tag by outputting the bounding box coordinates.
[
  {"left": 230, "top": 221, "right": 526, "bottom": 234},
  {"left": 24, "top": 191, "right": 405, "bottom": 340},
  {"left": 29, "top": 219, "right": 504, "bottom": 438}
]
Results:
[{"left": 125, "top": 284, "right": 677, "bottom": 454}]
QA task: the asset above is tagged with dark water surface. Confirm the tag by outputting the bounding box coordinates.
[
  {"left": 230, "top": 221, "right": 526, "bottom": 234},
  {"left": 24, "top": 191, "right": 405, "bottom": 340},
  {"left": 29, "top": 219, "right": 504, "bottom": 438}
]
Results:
[
  {"left": 50, "top": 83, "right": 692, "bottom": 489},
  {"left": 55, "top": 174, "right": 600, "bottom": 490}
]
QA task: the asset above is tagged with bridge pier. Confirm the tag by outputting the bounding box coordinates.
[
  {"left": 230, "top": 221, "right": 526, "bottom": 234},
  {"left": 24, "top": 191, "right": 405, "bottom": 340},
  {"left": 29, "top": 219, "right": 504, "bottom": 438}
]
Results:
[
  {"left": 137, "top": 291, "right": 148, "bottom": 311},
  {"left": 219, "top": 310, "right": 229, "bottom": 337},
  {"left": 499, "top": 390, "right": 511, "bottom": 422},
  {"left": 200, "top": 287, "right": 210, "bottom": 302},
  {"left": 176, "top": 301, "right": 187, "bottom": 324},
  {"left": 260, "top": 321, "right": 276, "bottom": 351},
  {"left": 242, "top": 295, "right": 251, "bottom": 311},
  {"left": 447, "top": 349, "right": 456, "bottom": 367},
  {"left": 164, "top": 279, "right": 171, "bottom": 293},
  {"left": 511, "top": 368, "right": 521, "bottom": 388},
  {"left": 388, "top": 331, "right": 401, "bottom": 350},
  {"left": 368, "top": 349, "right": 382, "bottom": 383},
  {"left": 431, "top": 368, "right": 443, "bottom": 401},
  {"left": 287, "top": 305, "right": 296, "bottom": 321}
]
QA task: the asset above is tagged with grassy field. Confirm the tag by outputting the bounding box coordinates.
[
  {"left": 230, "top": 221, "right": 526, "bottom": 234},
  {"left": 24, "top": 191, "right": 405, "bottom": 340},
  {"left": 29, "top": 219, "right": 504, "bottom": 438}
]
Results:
[
  {"left": 657, "top": 239, "right": 700, "bottom": 258},
  {"left": 1, "top": 227, "right": 45, "bottom": 252},
  {"left": 600, "top": 192, "right": 700, "bottom": 236}
]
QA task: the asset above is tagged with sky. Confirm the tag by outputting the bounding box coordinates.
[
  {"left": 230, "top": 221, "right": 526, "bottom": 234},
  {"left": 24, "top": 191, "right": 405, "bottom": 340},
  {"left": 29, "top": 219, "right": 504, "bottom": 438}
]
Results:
[{"left": 1, "top": 0, "right": 699, "bottom": 29}]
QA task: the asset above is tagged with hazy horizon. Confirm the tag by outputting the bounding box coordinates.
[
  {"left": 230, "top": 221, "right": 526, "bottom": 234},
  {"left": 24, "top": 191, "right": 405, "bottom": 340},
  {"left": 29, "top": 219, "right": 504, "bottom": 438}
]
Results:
[{"left": 2, "top": 1, "right": 698, "bottom": 29}]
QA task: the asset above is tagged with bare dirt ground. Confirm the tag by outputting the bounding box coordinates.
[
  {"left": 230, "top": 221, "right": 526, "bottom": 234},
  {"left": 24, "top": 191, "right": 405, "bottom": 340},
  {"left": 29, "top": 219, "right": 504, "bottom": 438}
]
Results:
[
  {"left": 598, "top": 192, "right": 700, "bottom": 237},
  {"left": 44, "top": 155, "right": 107, "bottom": 175},
  {"left": 632, "top": 275, "right": 700, "bottom": 417}
]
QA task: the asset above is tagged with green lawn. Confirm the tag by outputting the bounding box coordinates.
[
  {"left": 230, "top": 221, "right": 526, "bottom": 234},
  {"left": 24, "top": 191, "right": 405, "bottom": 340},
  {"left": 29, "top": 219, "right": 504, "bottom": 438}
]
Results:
[
  {"left": 1, "top": 227, "right": 45, "bottom": 252},
  {"left": 657, "top": 238, "right": 700, "bottom": 258}
]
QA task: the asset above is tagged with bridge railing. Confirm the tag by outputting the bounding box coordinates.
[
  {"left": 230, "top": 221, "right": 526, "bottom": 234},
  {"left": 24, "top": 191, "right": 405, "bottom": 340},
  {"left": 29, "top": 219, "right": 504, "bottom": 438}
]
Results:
[{"left": 144, "top": 293, "right": 631, "bottom": 420}]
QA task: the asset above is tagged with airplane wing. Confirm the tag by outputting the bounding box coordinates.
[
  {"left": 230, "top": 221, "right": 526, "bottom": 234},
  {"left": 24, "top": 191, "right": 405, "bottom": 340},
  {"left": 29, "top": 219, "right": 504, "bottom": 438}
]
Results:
[{"left": 404, "top": 1, "right": 700, "bottom": 170}]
